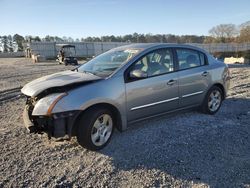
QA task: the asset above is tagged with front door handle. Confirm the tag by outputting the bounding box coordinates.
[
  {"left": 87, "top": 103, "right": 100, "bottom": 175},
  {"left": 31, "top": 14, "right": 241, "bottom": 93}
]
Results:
[
  {"left": 202, "top": 71, "right": 209, "bottom": 77},
  {"left": 167, "top": 79, "right": 176, "bottom": 85}
]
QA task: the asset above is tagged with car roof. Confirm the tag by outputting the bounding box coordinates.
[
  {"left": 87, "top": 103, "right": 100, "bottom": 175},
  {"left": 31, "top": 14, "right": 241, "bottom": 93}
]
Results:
[{"left": 114, "top": 43, "right": 208, "bottom": 54}]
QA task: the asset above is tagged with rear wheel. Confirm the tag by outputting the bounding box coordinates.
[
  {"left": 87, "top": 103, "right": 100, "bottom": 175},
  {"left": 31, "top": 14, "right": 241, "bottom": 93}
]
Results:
[
  {"left": 201, "top": 86, "right": 223, "bottom": 114},
  {"left": 76, "top": 108, "right": 114, "bottom": 150}
]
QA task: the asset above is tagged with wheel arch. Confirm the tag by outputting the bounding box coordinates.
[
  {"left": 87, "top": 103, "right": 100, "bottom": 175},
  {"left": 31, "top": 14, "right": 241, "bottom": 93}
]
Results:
[
  {"left": 72, "top": 103, "right": 123, "bottom": 136},
  {"left": 200, "top": 83, "right": 225, "bottom": 114},
  {"left": 212, "top": 83, "right": 226, "bottom": 100}
]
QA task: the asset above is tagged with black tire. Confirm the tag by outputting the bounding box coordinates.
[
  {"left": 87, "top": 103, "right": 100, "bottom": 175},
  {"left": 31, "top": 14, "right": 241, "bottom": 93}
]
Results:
[
  {"left": 64, "top": 60, "right": 68, "bottom": 66},
  {"left": 76, "top": 108, "right": 114, "bottom": 151},
  {"left": 201, "top": 86, "right": 223, "bottom": 115}
]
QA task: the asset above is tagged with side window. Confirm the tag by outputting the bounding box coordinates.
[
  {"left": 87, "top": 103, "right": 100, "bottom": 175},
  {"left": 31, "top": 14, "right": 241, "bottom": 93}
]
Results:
[
  {"left": 176, "top": 49, "right": 205, "bottom": 70},
  {"left": 131, "top": 49, "right": 174, "bottom": 77}
]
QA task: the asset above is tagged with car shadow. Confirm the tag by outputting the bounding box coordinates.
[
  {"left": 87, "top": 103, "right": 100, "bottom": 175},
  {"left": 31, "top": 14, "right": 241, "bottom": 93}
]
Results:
[{"left": 100, "top": 97, "right": 250, "bottom": 187}]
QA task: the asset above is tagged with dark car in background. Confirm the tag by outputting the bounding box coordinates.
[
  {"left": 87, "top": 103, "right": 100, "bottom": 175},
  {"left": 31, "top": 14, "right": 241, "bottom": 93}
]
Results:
[{"left": 57, "top": 44, "right": 78, "bottom": 65}]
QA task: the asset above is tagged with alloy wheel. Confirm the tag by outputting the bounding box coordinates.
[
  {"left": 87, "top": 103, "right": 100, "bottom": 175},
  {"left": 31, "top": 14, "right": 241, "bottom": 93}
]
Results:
[
  {"left": 91, "top": 114, "right": 113, "bottom": 146},
  {"left": 208, "top": 90, "right": 221, "bottom": 112}
]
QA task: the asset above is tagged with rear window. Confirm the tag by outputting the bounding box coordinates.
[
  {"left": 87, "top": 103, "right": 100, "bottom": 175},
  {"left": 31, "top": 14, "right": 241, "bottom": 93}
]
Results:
[{"left": 176, "top": 49, "right": 207, "bottom": 70}]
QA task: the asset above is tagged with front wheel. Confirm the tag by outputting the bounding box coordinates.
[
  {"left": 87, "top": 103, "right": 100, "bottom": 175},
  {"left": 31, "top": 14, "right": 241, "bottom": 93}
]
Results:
[
  {"left": 76, "top": 108, "right": 114, "bottom": 150},
  {"left": 201, "top": 86, "right": 223, "bottom": 115}
]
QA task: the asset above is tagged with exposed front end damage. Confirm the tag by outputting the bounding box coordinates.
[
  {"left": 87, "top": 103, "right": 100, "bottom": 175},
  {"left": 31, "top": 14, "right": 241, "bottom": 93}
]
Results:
[
  {"left": 23, "top": 96, "right": 80, "bottom": 139},
  {"left": 21, "top": 70, "right": 103, "bottom": 139}
]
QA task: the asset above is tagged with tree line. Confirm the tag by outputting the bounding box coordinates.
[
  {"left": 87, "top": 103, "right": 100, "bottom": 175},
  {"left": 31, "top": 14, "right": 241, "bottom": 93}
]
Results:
[{"left": 1, "top": 21, "right": 250, "bottom": 53}]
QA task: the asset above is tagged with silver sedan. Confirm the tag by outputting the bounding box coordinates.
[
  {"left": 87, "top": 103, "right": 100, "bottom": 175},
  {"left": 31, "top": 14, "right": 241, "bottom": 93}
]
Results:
[{"left": 21, "top": 43, "right": 230, "bottom": 150}]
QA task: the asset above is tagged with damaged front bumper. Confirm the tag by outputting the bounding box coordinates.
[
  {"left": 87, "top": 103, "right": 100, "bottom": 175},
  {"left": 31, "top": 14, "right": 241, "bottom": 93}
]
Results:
[{"left": 23, "top": 105, "right": 80, "bottom": 139}]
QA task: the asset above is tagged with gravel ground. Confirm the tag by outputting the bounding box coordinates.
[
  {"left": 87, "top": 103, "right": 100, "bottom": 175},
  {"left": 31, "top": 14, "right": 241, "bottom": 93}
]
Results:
[{"left": 0, "top": 58, "right": 249, "bottom": 188}]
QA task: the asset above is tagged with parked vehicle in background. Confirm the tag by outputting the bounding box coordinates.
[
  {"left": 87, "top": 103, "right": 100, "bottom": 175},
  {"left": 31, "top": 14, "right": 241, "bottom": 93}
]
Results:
[
  {"left": 57, "top": 44, "right": 78, "bottom": 65},
  {"left": 21, "top": 43, "right": 230, "bottom": 150}
]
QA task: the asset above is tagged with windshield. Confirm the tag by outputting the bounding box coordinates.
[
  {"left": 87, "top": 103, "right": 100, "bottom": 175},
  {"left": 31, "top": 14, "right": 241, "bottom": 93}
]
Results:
[{"left": 78, "top": 48, "right": 140, "bottom": 77}]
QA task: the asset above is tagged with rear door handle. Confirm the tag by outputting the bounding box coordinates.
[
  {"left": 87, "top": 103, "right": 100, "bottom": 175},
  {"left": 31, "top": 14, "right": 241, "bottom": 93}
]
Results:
[
  {"left": 202, "top": 71, "right": 209, "bottom": 77},
  {"left": 167, "top": 79, "right": 176, "bottom": 85}
]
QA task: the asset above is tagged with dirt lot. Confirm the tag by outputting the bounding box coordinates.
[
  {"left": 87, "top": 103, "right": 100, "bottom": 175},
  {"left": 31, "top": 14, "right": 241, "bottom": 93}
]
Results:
[{"left": 0, "top": 58, "right": 249, "bottom": 187}]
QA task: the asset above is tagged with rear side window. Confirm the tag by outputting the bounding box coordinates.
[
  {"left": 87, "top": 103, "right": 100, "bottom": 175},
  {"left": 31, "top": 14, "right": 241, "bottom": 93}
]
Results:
[
  {"left": 176, "top": 49, "right": 206, "bottom": 70},
  {"left": 199, "top": 53, "right": 206, "bottom": 66}
]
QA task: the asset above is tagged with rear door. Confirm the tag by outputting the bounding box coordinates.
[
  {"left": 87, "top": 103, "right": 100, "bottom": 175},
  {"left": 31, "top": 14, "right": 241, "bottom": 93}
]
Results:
[
  {"left": 125, "top": 48, "right": 179, "bottom": 122},
  {"left": 175, "top": 48, "right": 211, "bottom": 107}
]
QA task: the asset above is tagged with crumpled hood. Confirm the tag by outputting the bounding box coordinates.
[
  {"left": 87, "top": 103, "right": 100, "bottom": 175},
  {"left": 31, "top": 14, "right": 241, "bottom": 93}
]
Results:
[{"left": 21, "top": 70, "right": 101, "bottom": 97}]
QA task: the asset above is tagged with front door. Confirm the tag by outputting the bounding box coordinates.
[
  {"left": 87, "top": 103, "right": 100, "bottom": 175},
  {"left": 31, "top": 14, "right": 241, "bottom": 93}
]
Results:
[{"left": 125, "top": 48, "right": 179, "bottom": 122}]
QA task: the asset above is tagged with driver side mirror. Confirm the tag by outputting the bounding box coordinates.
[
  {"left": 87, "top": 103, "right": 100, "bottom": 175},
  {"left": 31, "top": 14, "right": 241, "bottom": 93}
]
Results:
[{"left": 129, "top": 69, "right": 148, "bottom": 79}]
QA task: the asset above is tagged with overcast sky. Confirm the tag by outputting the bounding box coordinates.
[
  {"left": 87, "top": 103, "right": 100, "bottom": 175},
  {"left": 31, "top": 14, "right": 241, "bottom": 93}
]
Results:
[{"left": 1, "top": 0, "right": 250, "bottom": 38}]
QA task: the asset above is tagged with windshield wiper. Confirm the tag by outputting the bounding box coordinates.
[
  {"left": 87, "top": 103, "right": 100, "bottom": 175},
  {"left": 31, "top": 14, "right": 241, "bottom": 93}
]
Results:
[
  {"left": 71, "top": 66, "right": 79, "bottom": 72},
  {"left": 82, "top": 70, "right": 96, "bottom": 76}
]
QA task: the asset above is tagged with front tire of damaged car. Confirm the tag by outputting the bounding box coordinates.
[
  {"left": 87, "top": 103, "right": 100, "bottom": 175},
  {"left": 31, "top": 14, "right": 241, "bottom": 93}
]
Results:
[{"left": 76, "top": 107, "right": 114, "bottom": 151}]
